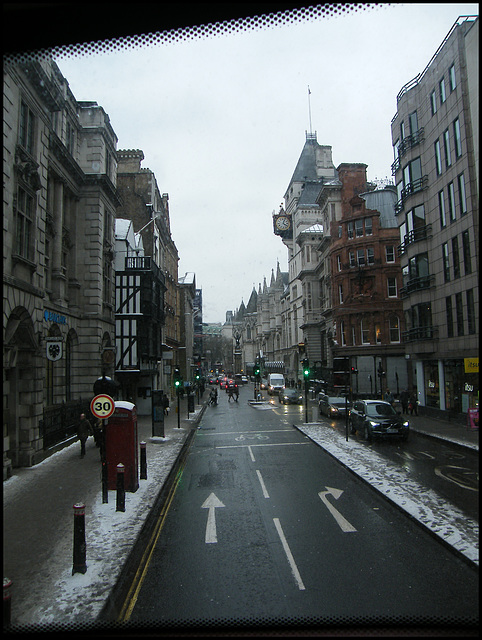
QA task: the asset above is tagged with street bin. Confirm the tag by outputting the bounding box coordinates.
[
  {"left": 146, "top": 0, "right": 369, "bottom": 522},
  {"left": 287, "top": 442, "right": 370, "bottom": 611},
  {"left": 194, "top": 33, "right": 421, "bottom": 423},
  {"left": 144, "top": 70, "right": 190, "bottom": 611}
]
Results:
[{"left": 105, "top": 401, "right": 139, "bottom": 492}]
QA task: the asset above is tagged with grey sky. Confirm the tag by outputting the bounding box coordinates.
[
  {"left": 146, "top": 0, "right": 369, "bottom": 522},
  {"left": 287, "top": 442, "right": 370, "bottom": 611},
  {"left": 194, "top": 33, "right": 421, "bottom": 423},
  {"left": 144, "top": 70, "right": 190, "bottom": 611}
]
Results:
[{"left": 54, "top": 3, "right": 478, "bottom": 323}]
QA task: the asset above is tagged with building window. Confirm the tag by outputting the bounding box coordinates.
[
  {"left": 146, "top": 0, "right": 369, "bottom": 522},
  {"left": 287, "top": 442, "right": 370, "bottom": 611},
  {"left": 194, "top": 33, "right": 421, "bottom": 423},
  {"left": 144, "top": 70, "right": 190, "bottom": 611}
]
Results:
[
  {"left": 442, "top": 242, "right": 450, "bottom": 282},
  {"left": 439, "top": 77, "right": 446, "bottom": 103},
  {"left": 453, "top": 118, "right": 462, "bottom": 158},
  {"left": 385, "top": 245, "right": 395, "bottom": 263},
  {"left": 445, "top": 296, "right": 454, "bottom": 338},
  {"left": 337, "top": 255, "right": 342, "bottom": 271},
  {"left": 14, "top": 185, "right": 34, "bottom": 260},
  {"left": 19, "top": 101, "right": 35, "bottom": 155},
  {"left": 341, "top": 321, "right": 347, "bottom": 346},
  {"left": 466, "top": 289, "right": 475, "bottom": 334},
  {"left": 462, "top": 230, "right": 472, "bottom": 274},
  {"left": 443, "top": 129, "right": 452, "bottom": 168},
  {"left": 338, "top": 284, "right": 344, "bottom": 304},
  {"left": 347, "top": 221, "right": 354, "bottom": 239},
  {"left": 364, "top": 217, "right": 372, "bottom": 235},
  {"left": 357, "top": 249, "right": 365, "bottom": 267},
  {"left": 389, "top": 316, "right": 400, "bottom": 343},
  {"left": 455, "top": 292, "right": 464, "bottom": 336},
  {"left": 338, "top": 225, "right": 342, "bottom": 238},
  {"left": 452, "top": 236, "right": 460, "bottom": 279},
  {"left": 361, "top": 319, "right": 370, "bottom": 344},
  {"left": 448, "top": 182, "right": 456, "bottom": 222},
  {"left": 430, "top": 90, "right": 437, "bottom": 116},
  {"left": 458, "top": 173, "right": 467, "bottom": 214},
  {"left": 449, "top": 64, "right": 456, "bottom": 92},
  {"left": 66, "top": 120, "right": 75, "bottom": 155},
  {"left": 355, "top": 219, "right": 363, "bottom": 237},
  {"left": 349, "top": 251, "right": 355, "bottom": 268},
  {"left": 387, "top": 277, "right": 397, "bottom": 298},
  {"left": 434, "top": 140, "right": 442, "bottom": 176},
  {"left": 351, "top": 325, "right": 356, "bottom": 346},
  {"left": 375, "top": 323, "right": 382, "bottom": 344},
  {"left": 438, "top": 190, "right": 447, "bottom": 228},
  {"left": 367, "top": 247, "right": 374, "bottom": 265}
]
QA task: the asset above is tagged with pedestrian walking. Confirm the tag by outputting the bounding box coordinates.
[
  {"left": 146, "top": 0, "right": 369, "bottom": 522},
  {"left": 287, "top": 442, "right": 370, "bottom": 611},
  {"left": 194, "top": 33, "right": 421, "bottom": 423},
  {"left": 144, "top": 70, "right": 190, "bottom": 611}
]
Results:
[
  {"left": 384, "top": 388, "right": 395, "bottom": 405},
  {"left": 400, "top": 389, "right": 410, "bottom": 414},
  {"left": 92, "top": 418, "right": 102, "bottom": 448},
  {"left": 77, "top": 413, "right": 93, "bottom": 458},
  {"left": 408, "top": 391, "right": 419, "bottom": 416},
  {"left": 162, "top": 393, "right": 170, "bottom": 416}
]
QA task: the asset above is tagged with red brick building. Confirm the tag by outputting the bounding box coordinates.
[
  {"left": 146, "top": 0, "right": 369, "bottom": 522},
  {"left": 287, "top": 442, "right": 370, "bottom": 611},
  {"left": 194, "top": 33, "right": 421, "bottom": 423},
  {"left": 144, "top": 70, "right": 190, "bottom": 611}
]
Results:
[{"left": 330, "top": 164, "right": 408, "bottom": 398}]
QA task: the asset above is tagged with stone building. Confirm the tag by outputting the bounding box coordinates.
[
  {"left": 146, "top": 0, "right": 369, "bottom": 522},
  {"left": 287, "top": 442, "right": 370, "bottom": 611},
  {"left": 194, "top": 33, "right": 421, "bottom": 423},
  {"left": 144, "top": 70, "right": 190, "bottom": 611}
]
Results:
[
  {"left": 3, "top": 58, "right": 118, "bottom": 477},
  {"left": 391, "top": 15, "right": 479, "bottom": 419}
]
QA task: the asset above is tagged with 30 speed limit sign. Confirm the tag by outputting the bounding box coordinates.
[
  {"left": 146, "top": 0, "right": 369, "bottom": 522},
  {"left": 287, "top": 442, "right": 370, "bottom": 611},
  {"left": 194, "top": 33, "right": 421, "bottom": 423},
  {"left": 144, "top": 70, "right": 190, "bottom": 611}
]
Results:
[{"left": 91, "top": 394, "right": 115, "bottom": 419}]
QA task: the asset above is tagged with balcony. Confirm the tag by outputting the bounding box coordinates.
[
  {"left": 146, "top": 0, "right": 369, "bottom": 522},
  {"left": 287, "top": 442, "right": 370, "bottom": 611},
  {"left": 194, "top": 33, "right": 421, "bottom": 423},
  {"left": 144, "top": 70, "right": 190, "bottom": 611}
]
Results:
[
  {"left": 400, "top": 274, "right": 435, "bottom": 298},
  {"left": 391, "top": 128, "right": 425, "bottom": 175},
  {"left": 395, "top": 176, "right": 428, "bottom": 214},
  {"left": 402, "top": 326, "right": 438, "bottom": 342},
  {"left": 398, "top": 224, "right": 432, "bottom": 254}
]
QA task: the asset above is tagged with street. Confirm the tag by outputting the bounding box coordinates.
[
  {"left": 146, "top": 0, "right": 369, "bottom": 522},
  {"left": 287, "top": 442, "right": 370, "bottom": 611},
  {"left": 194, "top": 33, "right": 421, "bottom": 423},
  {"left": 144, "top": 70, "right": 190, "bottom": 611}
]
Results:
[
  {"left": 319, "top": 411, "right": 479, "bottom": 521},
  {"left": 124, "top": 386, "right": 478, "bottom": 631}
]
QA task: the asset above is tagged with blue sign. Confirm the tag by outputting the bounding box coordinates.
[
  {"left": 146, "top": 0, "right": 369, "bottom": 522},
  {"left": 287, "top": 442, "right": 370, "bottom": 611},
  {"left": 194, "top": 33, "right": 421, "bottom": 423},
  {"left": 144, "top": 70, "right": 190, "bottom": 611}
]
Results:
[{"left": 44, "top": 310, "right": 67, "bottom": 324}]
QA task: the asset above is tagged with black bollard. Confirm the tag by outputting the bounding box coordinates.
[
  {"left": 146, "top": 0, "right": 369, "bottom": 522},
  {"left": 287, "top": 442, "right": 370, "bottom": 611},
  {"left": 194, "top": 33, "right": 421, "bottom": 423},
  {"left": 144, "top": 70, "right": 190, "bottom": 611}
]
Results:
[
  {"left": 140, "top": 441, "right": 147, "bottom": 480},
  {"left": 72, "top": 503, "right": 87, "bottom": 575},
  {"left": 3, "top": 577, "right": 12, "bottom": 627},
  {"left": 116, "top": 464, "right": 125, "bottom": 512}
]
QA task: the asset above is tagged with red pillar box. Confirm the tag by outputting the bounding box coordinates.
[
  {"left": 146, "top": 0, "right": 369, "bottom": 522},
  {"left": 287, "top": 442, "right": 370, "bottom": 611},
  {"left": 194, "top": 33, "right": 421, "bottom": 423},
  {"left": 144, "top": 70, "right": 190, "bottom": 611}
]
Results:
[{"left": 105, "top": 401, "right": 139, "bottom": 492}]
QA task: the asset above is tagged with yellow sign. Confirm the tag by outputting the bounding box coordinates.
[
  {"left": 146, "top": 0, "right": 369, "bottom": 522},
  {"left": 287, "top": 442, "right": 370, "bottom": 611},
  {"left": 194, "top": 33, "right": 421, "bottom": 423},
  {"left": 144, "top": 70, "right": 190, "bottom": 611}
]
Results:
[{"left": 464, "top": 358, "right": 479, "bottom": 373}]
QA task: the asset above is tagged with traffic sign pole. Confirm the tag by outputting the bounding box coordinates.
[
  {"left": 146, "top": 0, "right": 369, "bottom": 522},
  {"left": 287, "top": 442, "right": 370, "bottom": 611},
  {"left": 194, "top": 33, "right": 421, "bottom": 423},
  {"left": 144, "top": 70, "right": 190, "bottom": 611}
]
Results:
[{"left": 91, "top": 395, "right": 115, "bottom": 503}]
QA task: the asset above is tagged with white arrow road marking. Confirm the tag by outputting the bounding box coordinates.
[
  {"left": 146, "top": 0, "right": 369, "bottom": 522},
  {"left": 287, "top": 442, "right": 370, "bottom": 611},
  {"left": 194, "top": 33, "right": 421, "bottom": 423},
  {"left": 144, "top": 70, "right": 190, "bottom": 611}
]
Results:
[
  {"left": 201, "top": 493, "right": 225, "bottom": 543},
  {"left": 318, "top": 487, "right": 357, "bottom": 533},
  {"left": 273, "top": 518, "right": 305, "bottom": 591}
]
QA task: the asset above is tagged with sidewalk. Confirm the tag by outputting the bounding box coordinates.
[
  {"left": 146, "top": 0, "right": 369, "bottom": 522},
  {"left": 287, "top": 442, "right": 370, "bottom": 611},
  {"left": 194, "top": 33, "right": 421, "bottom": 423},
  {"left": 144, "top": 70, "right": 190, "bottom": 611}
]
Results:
[
  {"left": 3, "top": 393, "right": 205, "bottom": 630},
  {"left": 3, "top": 393, "right": 478, "bottom": 631}
]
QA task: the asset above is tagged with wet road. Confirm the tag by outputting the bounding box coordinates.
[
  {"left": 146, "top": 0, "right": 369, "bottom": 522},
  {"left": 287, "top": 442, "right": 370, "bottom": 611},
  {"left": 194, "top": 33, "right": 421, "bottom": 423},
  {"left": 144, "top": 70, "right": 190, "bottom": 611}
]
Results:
[{"left": 125, "top": 393, "right": 478, "bottom": 632}]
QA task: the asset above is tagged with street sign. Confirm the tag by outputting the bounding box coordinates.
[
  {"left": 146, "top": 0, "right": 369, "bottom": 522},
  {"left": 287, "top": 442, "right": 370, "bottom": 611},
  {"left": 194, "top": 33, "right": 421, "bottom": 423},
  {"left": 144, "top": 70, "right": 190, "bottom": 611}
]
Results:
[{"left": 91, "top": 394, "right": 115, "bottom": 419}]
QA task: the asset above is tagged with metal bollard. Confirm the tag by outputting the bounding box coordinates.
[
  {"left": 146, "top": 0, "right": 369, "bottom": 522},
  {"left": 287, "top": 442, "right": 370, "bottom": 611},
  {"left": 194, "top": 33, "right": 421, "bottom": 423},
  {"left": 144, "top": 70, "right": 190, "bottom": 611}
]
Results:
[
  {"left": 3, "top": 577, "right": 12, "bottom": 627},
  {"left": 116, "top": 464, "right": 125, "bottom": 512},
  {"left": 72, "top": 503, "right": 87, "bottom": 575},
  {"left": 140, "top": 441, "right": 147, "bottom": 480}
]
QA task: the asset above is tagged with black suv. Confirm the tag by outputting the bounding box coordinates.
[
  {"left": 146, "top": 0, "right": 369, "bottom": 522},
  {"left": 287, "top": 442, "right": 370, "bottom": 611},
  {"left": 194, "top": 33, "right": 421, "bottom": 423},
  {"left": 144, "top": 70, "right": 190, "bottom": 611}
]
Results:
[{"left": 349, "top": 399, "right": 409, "bottom": 442}]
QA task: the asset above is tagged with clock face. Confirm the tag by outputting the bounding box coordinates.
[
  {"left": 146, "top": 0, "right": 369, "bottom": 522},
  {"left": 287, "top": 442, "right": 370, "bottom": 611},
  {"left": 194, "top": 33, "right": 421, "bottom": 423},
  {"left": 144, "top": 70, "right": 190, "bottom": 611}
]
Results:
[{"left": 276, "top": 216, "right": 290, "bottom": 231}]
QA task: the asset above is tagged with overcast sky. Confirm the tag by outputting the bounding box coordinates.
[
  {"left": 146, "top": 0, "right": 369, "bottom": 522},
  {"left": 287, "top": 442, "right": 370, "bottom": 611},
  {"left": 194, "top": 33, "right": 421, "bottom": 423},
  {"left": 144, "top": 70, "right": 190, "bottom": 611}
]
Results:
[{"left": 53, "top": 3, "right": 478, "bottom": 324}]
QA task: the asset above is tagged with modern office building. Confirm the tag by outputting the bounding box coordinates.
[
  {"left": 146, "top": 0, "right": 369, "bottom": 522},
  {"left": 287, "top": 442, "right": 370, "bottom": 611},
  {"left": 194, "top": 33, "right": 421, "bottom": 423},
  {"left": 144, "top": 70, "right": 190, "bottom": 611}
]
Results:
[{"left": 390, "top": 15, "right": 478, "bottom": 420}]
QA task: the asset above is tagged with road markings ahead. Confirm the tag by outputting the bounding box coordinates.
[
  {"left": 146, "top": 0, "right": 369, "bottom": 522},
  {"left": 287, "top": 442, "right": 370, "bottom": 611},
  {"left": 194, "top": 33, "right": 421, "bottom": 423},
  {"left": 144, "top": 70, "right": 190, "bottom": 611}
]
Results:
[
  {"left": 273, "top": 518, "right": 306, "bottom": 591},
  {"left": 256, "top": 470, "right": 270, "bottom": 498},
  {"left": 318, "top": 487, "right": 357, "bottom": 533},
  {"left": 202, "top": 492, "right": 225, "bottom": 543}
]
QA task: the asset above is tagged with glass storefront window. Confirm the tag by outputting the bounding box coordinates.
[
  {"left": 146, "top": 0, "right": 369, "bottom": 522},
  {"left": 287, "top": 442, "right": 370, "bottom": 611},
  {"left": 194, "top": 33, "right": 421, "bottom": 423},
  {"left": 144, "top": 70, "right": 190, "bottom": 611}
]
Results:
[{"left": 423, "top": 361, "right": 440, "bottom": 408}]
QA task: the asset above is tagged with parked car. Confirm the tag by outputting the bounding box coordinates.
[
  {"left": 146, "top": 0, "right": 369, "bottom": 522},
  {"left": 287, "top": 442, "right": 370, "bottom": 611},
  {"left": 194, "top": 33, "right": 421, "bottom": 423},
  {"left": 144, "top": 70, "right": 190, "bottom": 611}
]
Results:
[
  {"left": 279, "top": 388, "right": 303, "bottom": 405},
  {"left": 349, "top": 399, "right": 409, "bottom": 442},
  {"left": 318, "top": 393, "right": 350, "bottom": 418}
]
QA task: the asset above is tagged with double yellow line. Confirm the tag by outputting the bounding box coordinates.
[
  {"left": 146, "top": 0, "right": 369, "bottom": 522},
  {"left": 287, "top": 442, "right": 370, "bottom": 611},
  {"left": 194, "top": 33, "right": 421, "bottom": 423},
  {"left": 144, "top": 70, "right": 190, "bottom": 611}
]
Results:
[{"left": 117, "top": 464, "right": 185, "bottom": 622}]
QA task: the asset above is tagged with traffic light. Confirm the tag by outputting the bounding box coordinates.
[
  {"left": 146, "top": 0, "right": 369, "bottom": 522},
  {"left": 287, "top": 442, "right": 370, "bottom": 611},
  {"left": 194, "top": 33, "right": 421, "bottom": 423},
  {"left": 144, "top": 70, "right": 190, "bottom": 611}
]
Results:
[
  {"left": 302, "top": 358, "right": 310, "bottom": 379},
  {"left": 254, "top": 364, "right": 260, "bottom": 378},
  {"left": 173, "top": 367, "right": 182, "bottom": 390},
  {"left": 195, "top": 368, "right": 200, "bottom": 381},
  {"left": 351, "top": 366, "right": 358, "bottom": 375}
]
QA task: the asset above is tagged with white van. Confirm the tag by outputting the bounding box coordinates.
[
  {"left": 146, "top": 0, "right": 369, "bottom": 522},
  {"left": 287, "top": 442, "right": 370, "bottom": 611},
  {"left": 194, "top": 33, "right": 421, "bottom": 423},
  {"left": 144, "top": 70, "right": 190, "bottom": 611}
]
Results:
[{"left": 267, "top": 373, "right": 285, "bottom": 395}]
